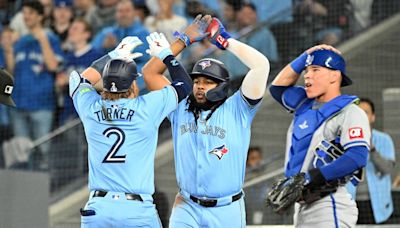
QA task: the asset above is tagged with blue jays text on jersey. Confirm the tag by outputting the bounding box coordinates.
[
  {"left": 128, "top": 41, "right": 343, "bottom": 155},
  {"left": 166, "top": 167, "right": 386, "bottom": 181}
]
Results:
[{"left": 180, "top": 122, "right": 226, "bottom": 139}]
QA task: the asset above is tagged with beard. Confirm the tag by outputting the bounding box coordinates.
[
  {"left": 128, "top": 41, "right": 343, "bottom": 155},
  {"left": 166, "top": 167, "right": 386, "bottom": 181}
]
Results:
[{"left": 188, "top": 93, "right": 216, "bottom": 110}]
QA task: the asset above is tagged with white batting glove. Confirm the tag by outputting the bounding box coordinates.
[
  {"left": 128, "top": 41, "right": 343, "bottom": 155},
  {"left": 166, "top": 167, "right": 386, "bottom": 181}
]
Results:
[
  {"left": 146, "top": 32, "right": 173, "bottom": 61},
  {"left": 108, "top": 36, "right": 143, "bottom": 61}
]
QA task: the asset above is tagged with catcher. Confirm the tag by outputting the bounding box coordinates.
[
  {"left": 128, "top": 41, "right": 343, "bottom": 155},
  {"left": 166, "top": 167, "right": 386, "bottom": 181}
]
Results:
[{"left": 267, "top": 45, "right": 370, "bottom": 227}]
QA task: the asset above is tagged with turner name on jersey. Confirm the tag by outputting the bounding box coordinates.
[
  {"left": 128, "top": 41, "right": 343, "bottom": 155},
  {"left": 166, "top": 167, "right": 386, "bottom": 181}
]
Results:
[{"left": 94, "top": 107, "right": 135, "bottom": 122}]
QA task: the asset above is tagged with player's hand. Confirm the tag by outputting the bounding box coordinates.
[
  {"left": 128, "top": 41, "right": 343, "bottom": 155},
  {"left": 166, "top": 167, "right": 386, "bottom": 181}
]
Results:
[
  {"left": 108, "top": 36, "right": 143, "bottom": 61},
  {"left": 306, "top": 44, "right": 342, "bottom": 55},
  {"left": 175, "top": 14, "right": 212, "bottom": 47},
  {"left": 206, "top": 17, "right": 231, "bottom": 50},
  {"left": 103, "top": 33, "right": 117, "bottom": 49},
  {"left": 146, "top": 32, "right": 172, "bottom": 61}
]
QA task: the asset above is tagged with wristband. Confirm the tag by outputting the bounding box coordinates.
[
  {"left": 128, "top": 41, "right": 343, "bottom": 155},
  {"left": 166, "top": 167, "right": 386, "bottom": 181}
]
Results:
[{"left": 290, "top": 52, "right": 308, "bottom": 74}]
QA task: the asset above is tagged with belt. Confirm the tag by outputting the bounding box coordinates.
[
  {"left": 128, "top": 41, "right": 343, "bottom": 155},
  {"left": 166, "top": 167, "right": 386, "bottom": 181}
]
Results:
[
  {"left": 189, "top": 191, "right": 243, "bottom": 207},
  {"left": 93, "top": 190, "right": 143, "bottom": 201}
]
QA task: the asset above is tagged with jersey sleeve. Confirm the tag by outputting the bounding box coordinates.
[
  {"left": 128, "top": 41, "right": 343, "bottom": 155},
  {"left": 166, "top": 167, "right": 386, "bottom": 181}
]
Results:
[
  {"left": 340, "top": 105, "right": 371, "bottom": 150},
  {"left": 69, "top": 71, "right": 98, "bottom": 117},
  {"left": 226, "top": 89, "right": 263, "bottom": 125},
  {"left": 143, "top": 85, "right": 178, "bottom": 126}
]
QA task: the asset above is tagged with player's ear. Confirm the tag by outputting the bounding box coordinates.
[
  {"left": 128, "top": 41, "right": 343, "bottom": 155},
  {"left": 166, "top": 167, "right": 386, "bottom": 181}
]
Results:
[{"left": 330, "top": 70, "right": 341, "bottom": 85}]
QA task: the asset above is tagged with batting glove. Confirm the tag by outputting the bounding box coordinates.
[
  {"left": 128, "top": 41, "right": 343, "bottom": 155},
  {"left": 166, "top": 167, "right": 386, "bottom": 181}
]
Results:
[
  {"left": 174, "top": 14, "right": 211, "bottom": 47},
  {"left": 108, "top": 36, "right": 143, "bottom": 61},
  {"left": 207, "top": 18, "right": 231, "bottom": 50},
  {"left": 146, "top": 32, "right": 173, "bottom": 61}
]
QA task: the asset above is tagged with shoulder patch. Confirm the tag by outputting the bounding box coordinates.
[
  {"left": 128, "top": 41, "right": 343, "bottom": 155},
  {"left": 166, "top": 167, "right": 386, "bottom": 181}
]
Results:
[
  {"left": 348, "top": 127, "right": 364, "bottom": 139},
  {"left": 79, "top": 87, "right": 94, "bottom": 95}
]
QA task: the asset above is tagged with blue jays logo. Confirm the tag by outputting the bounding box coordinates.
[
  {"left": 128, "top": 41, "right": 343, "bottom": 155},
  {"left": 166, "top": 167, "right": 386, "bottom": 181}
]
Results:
[
  {"left": 199, "top": 60, "right": 211, "bottom": 70},
  {"left": 305, "top": 54, "right": 314, "bottom": 66},
  {"left": 209, "top": 145, "right": 229, "bottom": 160}
]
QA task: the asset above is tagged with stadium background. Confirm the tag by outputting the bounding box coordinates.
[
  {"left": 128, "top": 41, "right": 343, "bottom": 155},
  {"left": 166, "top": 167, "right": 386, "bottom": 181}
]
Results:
[{"left": 0, "top": 0, "right": 399, "bottom": 227}]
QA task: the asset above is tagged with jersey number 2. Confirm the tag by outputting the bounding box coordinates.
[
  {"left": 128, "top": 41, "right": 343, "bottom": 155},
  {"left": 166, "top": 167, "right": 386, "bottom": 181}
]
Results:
[{"left": 102, "top": 127, "right": 126, "bottom": 163}]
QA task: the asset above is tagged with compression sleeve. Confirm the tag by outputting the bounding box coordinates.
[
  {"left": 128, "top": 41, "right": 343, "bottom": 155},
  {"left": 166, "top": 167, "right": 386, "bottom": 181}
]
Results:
[
  {"left": 163, "top": 55, "right": 192, "bottom": 102},
  {"left": 319, "top": 146, "right": 368, "bottom": 181}
]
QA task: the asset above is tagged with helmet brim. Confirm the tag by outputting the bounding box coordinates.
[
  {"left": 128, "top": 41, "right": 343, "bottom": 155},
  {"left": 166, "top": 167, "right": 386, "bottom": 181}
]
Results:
[
  {"left": 341, "top": 74, "right": 352, "bottom": 87},
  {"left": 189, "top": 72, "right": 226, "bottom": 83}
]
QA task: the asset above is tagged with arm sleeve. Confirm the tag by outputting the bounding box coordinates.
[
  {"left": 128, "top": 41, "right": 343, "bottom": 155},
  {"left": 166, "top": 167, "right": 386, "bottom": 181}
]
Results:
[
  {"left": 162, "top": 55, "right": 192, "bottom": 102},
  {"left": 370, "top": 134, "right": 396, "bottom": 174},
  {"left": 269, "top": 85, "right": 290, "bottom": 107},
  {"left": 90, "top": 54, "right": 111, "bottom": 74},
  {"left": 319, "top": 146, "right": 369, "bottom": 181},
  {"left": 370, "top": 151, "right": 395, "bottom": 175},
  {"left": 226, "top": 39, "right": 270, "bottom": 100}
]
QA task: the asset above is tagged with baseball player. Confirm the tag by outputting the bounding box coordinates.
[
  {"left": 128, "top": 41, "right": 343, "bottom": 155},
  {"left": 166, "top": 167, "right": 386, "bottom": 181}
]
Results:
[
  {"left": 268, "top": 44, "right": 370, "bottom": 227},
  {"left": 142, "top": 17, "right": 270, "bottom": 227},
  {"left": 69, "top": 33, "right": 192, "bottom": 227}
]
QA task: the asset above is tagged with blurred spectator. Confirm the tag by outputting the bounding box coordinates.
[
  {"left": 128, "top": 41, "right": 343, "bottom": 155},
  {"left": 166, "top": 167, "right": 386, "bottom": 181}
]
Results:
[
  {"left": 9, "top": 0, "right": 53, "bottom": 37},
  {"left": 0, "top": 1, "right": 9, "bottom": 24},
  {"left": 348, "top": 98, "right": 396, "bottom": 224},
  {"left": 1, "top": 1, "right": 63, "bottom": 169},
  {"left": 73, "top": 0, "right": 102, "bottom": 34},
  {"left": 348, "top": 0, "right": 374, "bottom": 35},
  {"left": 79, "top": 0, "right": 119, "bottom": 34},
  {"left": 245, "top": 146, "right": 268, "bottom": 225},
  {"left": 246, "top": 146, "right": 267, "bottom": 178},
  {"left": 249, "top": 0, "right": 293, "bottom": 24},
  {"left": 91, "top": 0, "right": 150, "bottom": 91},
  {"left": 314, "top": 0, "right": 351, "bottom": 45},
  {"left": 133, "top": 0, "right": 151, "bottom": 23},
  {"left": 293, "top": 0, "right": 328, "bottom": 48},
  {"left": 91, "top": 0, "right": 149, "bottom": 70},
  {"left": 185, "top": 0, "right": 216, "bottom": 20},
  {"left": 50, "top": 0, "right": 74, "bottom": 50},
  {"left": 198, "top": 0, "right": 222, "bottom": 17},
  {"left": 144, "top": 0, "right": 188, "bottom": 42},
  {"left": 55, "top": 18, "right": 102, "bottom": 125},
  {"left": 217, "top": 3, "right": 278, "bottom": 80},
  {"left": 237, "top": 2, "right": 279, "bottom": 62},
  {"left": 221, "top": 0, "right": 240, "bottom": 33}
]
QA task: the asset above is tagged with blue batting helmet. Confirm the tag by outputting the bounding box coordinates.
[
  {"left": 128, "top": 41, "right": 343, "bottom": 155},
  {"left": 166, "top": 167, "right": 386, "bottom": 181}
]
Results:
[
  {"left": 103, "top": 59, "right": 138, "bottom": 93},
  {"left": 190, "top": 58, "right": 229, "bottom": 102},
  {"left": 306, "top": 49, "right": 352, "bottom": 87}
]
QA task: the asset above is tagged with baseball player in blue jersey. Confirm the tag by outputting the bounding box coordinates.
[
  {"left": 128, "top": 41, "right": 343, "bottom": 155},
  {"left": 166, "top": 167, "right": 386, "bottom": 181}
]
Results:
[
  {"left": 143, "top": 17, "right": 270, "bottom": 227},
  {"left": 69, "top": 33, "right": 192, "bottom": 227},
  {"left": 268, "top": 44, "right": 370, "bottom": 227}
]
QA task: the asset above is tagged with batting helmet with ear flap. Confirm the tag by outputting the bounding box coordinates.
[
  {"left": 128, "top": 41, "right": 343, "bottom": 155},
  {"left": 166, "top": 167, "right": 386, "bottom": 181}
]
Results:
[
  {"left": 103, "top": 59, "right": 138, "bottom": 93},
  {"left": 190, "top": 58, "right": 230, "bottom": 102}
]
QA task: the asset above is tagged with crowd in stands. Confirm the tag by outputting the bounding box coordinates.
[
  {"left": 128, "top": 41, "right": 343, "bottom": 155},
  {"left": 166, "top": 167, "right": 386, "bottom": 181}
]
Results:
[{"left": 0, "top": 0, "right": 398, "bottom": 169}]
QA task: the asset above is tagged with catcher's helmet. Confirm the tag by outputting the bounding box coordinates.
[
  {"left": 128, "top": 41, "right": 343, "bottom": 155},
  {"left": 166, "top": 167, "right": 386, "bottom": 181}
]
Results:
[
  {"left": 103, "top": 59, "right": 138, "bottom": 93},
  {"left": 306, "top": 49, "right": 352, "bottom": 87},
  {"left": 190, "top": 58, "right": 229, "bottom": 102}
]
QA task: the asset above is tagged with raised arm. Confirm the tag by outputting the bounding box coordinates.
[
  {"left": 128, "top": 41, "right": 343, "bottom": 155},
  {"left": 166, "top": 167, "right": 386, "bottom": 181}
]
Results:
[
  {"left": 272, "top": 44, "right": 342, "bottom": 86},
  {"left": 142, "top": 14, "right": 212, "bottom": 91},
  {"left": 146, "top": 32, "right": 192, "bottom": 102},
  {"left": 81, "top": 36, "right": 144, "bottom": 85}
]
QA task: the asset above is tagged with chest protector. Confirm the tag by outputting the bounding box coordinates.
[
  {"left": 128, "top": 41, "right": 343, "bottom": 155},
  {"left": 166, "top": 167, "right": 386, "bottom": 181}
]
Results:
[{"left": 285, "top": 94, "right": 358, "bottom": 177}]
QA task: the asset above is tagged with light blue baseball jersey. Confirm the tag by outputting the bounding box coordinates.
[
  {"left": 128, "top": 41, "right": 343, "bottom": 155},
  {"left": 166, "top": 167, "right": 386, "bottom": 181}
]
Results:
[
  {"left": 168, "top": 90, "right": 262, "bottom": 198},
  {"left": 72, "top": 80, "right": 177, "bottom": 195}
]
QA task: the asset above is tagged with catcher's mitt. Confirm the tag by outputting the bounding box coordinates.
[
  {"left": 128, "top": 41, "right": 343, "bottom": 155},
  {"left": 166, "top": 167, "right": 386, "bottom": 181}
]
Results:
[{"left": 265, "top": 173, "right": 306, "bottom": 213}]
